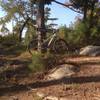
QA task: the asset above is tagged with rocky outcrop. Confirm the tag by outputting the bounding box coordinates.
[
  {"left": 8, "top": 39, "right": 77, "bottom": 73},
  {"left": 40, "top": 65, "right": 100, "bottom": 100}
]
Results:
[
  {"left": 46, "top": 64, "right": 79, "bottom": 80},
  {"left": 80, "top": 45, "right": 100, "bottom": 56}
]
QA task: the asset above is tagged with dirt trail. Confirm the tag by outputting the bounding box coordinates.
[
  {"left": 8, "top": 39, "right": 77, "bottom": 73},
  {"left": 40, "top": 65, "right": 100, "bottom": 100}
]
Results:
[{"left": 0, "top": 54, "right": 100, "bottom": 100}]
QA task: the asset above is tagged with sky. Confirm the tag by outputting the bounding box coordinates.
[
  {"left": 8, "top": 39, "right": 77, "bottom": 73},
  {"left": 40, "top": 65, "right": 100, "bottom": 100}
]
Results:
[
  {"left": 49, "top": 0, "right": 82, "bottom": 27},
  {"left": 0, "top": 0, "right": 82, "bottom": 34}
]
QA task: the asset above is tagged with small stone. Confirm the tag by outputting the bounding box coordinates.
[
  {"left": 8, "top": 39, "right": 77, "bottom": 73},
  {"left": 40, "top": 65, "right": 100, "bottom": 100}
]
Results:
[
  {"left": 44, "top": 95, "right": 58, "bottom": 100},
  {"left": 36, "top": 92, "right": 45, "bottom": 98}
]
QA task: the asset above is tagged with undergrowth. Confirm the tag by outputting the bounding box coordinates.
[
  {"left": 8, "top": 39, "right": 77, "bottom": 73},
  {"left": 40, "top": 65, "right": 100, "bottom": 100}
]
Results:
[{"left": 28, "top": 52, "right": 57, "bottom": 73}]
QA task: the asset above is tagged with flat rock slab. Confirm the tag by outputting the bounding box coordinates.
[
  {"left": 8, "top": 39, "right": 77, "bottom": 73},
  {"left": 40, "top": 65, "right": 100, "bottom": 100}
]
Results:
[
  {"left": 46, "top": 64, "right": 79, "bottom": 80},
  {"left": 80, "top": 45, "right": 100, "bottom": 56}
]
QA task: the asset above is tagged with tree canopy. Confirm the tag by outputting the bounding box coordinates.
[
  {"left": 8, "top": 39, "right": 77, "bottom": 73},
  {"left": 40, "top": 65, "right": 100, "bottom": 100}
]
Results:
[
  {"left": 68, "top": 0, "right": 99, "bottom": 20},
  {"left": 0, "top": 0, "right": 100, "bottom": 51}
]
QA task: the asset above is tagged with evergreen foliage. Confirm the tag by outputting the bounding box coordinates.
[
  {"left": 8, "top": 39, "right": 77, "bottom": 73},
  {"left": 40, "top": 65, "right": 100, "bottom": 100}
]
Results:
[{"left": 0, "top": 0, "right": 52, "bottom": 43}]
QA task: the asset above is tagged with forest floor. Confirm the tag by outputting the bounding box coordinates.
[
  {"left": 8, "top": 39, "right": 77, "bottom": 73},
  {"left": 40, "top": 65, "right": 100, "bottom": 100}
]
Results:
[{"left": 0, "top": 45, "right": 100, "bottom": 100}]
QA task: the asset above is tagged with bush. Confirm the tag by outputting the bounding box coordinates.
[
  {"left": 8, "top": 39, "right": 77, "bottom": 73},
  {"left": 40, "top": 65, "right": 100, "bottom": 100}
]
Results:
[
  {"left": 63, "top": 21, "right": 89, "bottom": 49},
  {"left": 28, "top": 52, "right": 45, "bottom": 72},
  {"left": 28, "top": 52, "right": 57, "bottom": 73},
  {"left": 58, "top": 25, "right": 85, "bottom": 51},
  {"left": 0, "top": 33, "right": 27, "bottom": 54},
  {"left": 1, "top": 33, "right": 19, "bottom": 45}
]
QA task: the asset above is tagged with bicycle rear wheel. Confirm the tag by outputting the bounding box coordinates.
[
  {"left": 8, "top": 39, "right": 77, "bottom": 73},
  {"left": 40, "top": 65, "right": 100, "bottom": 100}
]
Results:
[
  {"left": 28, "top": 39, "right": 38, "bottom": 55},
  {"left": 53, "top": 39, "right": 69, "bottom": 54}
]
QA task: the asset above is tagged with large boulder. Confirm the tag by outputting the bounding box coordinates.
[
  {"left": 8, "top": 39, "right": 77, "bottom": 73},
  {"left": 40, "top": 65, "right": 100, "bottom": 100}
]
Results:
[
  {"left": 80, "top": 45, "right": 100, "bottom": 56},
  {"left": 46, "top": 64, "right": 79, "bottom": 80}
]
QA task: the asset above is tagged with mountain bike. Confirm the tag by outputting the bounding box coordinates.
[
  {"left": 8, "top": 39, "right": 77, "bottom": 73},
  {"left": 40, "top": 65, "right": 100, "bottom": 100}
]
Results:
[{"left": 28, "top": 28, "right": 69, "bottom": 55}]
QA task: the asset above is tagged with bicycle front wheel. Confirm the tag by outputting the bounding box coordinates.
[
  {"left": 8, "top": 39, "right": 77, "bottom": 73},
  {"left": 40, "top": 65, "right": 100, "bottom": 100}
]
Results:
[{"left": 53, "top": 39, "right": 69, "bottom": 54}]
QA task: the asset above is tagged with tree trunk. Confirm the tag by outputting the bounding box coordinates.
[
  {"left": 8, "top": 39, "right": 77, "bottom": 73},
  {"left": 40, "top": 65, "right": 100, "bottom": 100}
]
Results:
[
  {"left": 83, "top": 0, "right": 88, "bottom": 21},
  {"left": 19, "top": 18, "right": 30, "bottom": 42},
  {"left": 36, "top": 0, "right": 46, "bottom": 53},
  {"left": 89, "top": 2, "right": 95, "bottom": 28}
]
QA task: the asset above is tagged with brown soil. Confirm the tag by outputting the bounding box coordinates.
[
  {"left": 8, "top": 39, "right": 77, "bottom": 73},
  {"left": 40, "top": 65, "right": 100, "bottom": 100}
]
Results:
[{"left": 0, "top": 54, "right": 100, "bottom": 100}]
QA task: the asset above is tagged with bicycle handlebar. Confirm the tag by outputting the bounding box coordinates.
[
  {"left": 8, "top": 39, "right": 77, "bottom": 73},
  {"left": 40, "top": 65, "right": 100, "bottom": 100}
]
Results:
[{"left": 35, "top": 27, "right": 59, "bottom": 33}]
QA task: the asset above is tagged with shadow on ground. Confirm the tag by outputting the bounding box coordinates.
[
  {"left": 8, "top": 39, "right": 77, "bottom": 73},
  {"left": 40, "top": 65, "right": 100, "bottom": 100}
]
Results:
[
  {"left": 0, "top": 55, "right": 100, "bottom": 96},
  {"left": 0, "top": 75, "right": 100, "bottom": 96}
]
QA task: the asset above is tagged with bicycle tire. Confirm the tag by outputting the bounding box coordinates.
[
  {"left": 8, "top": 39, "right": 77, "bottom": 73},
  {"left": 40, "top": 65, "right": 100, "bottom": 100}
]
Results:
[
  {"left": 28, "top": 39, "right": 38, "bottom": 55},
  {"left": 53, "top": 39, "right": 69, "bottom": 54}
]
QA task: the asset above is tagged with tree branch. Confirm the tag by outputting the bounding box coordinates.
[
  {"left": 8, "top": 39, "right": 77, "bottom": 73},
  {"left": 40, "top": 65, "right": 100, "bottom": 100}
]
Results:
[
  {"left": 53, "top": 0, "right": 73, "bottom": 7},
  {"left": 67, "top": 7, "right": 83, "bottom": 14},
  {"left": 53, "top": 0, "right": 83, "bottom": 14}
]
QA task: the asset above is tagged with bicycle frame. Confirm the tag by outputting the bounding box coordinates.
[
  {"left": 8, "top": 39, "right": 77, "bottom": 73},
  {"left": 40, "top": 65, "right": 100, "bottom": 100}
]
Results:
[
  {"left": 28, "top": 28, "right": 59, "bottom": 51},
  {"left": 42, "top": 32, "right": 57, "bottom": 48},
  {"left": 28, "top": 28, "right": 68, "bottom": 54},
  {"left": 48, "top": 33, "right": 57, "bottom": 47}
]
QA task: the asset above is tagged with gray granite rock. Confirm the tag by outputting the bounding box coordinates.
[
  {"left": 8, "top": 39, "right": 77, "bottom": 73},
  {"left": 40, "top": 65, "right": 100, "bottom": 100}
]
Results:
[
  {"left": 47, "top": 64, "right": 78, "bottom": 80},
  {"left": 80, "top": 45, "right": 100, "bottom": 56}
]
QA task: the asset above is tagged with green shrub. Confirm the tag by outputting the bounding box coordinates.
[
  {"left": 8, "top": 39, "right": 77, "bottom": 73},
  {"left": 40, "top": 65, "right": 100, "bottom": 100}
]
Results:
[
  {"left": 1, "top": 33, "right": 19, "bottom": 46},
  {"left": 28, "top": 52, "right": 57, "bottom": 73},
  {"left": 64, "top": 21, "right": 89, "bottom": 49},
  {"left": 28, "top": 52, "right": 45, "bottom": 72}
]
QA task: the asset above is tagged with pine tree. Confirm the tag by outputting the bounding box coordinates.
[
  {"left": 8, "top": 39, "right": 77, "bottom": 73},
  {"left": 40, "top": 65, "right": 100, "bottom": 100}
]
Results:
[
  {"left": 0, "top": 1, "right": 51, "bottom": 40},
  {"left": 68, "top": 0, "right": 99, "bottom": 21}
]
